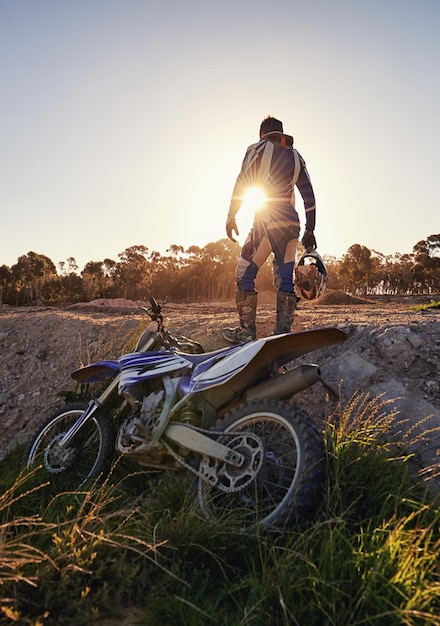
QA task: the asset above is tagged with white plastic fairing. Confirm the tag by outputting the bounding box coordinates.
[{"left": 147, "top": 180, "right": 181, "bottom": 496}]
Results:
[{"left": 190, "top": 340, "right": 266, "bottom": 392}]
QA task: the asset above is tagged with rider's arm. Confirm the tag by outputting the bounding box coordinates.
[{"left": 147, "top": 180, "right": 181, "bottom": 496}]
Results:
[
  {"left": 227, "top": 149, "right": 251, "bottom": 220},
  {"left": 295, "top": 153, "right": 316, "bottom": 232}
]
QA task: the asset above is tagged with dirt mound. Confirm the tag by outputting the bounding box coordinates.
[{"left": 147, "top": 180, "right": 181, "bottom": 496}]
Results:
[
  {"left": 68, "top": 298, "right": 147, "bottom": 311},
  {"left": 256, "top": 290, "right": 373, "bottom": 307},
  {"left": 1, "top": 299, "right": 439, "bottom": 485},
  {"left": 258, "top": 289, "right": 375, "bottom": 306},
  {"left": 316, "top": 289, "right": 373, "bottom": 305}
]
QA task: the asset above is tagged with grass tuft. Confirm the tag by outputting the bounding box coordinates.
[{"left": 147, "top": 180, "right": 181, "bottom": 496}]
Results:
[
  {"left": 1, "top": 393, "right": 440, "bottom": 624},
  {"left": 412, "top": 300, "right": 440, "bottom": 311}
]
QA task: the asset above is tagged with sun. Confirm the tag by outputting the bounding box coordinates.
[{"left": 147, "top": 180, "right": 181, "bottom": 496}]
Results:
[
  {"left": 234, "top": 186, "right": 268, "bottom": 241},
  {"left": 241, "top": 186, "right": 267, "bottom": 213},
  {"left": 237, "top": 185, "right": 268, "bottom": 234}
]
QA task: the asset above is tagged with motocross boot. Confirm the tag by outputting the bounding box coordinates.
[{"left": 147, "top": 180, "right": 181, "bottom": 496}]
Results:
[
  {"left": 273, "top": 291, "right": 298, "bottom": 335},
  {"left": 223, "top": 290, "right": 257, "bottom": 344}
]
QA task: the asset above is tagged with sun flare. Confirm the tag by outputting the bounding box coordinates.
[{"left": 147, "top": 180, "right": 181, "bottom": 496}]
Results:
[
  {"left": 241, "top": 186, "right": 267, "bottom": 213},
  {"left": 235, "top": 186, "right": 268, "bottom": 240}
]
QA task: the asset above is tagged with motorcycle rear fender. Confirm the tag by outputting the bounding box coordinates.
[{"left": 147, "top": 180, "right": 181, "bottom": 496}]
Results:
[
  {"left": 190, "top": 327, "right": 346, "bottom": 392},
  {"left": 190, "top": 327, "right": 347, "bottom": 409},
  {"left": 71, "top": 360, "right": 119, "bottom": 384}
]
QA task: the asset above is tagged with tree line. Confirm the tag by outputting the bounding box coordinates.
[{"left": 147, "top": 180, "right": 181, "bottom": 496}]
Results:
[{"left": 0, "top": 234, "right": 439, "bottom": 306}]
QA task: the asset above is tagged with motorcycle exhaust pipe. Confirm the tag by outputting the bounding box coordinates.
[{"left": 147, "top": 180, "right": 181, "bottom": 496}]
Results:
[{"left": 245, "top": 364, "right": 321, "bottom": 402}]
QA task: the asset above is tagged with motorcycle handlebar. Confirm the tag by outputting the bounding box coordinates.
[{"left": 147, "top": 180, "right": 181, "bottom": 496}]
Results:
[{"left": 149, "top": 296, "right": 162, "bottom": 316}]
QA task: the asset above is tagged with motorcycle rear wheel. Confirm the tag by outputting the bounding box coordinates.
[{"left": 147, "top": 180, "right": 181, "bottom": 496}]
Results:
[
  {"left": 25, "top": 402, "right": 114, "bottom": 490},
  {"left": 197, "top": 398, "right": 324, "bottom": 530}
]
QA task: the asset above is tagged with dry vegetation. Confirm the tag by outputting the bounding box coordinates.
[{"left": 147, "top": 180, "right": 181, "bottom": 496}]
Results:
[{"left": 1, "top": 290, "right": 440, "bottom": 625}]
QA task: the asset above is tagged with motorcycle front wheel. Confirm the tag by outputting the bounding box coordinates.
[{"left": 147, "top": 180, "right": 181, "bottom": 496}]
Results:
[
  {"left": 197, "top": 398, "right": 324, "bottom": 531},
  {"left": 25, "top": 402, "right": 115, "bottom": 490}
]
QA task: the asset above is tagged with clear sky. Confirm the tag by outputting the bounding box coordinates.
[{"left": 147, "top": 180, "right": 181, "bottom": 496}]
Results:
[{"left": 1, "top": 0, "right": 439, "bottom": 271}]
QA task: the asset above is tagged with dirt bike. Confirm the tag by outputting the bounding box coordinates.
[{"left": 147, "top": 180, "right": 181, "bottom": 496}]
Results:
[{"left": 25, "top": 297, "right": 347, "bottom": 530}]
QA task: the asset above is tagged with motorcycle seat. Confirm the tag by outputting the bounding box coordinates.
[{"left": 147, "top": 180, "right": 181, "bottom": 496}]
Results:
[{"left": 176, "top": 344, "right": 238, "bottom": 367}]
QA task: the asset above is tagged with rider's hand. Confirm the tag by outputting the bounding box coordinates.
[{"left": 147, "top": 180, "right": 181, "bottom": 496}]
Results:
[
  {"left": 226, "top": 216, "right": 239, "bottom": 242},
  {"left": 301, "top": 230, "right": 316, "bottom": 251}
]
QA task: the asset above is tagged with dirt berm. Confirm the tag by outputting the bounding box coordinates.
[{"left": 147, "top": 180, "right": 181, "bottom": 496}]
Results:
[{"left": 1, "top": 290, "right": 439, "bottom": 488}]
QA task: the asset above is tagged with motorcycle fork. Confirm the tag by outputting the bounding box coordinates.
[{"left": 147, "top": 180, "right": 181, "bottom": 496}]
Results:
[
  {"left": 58, "top": 323, "right": 163, "bottom": 450},
  {"left": 59, "top": 374, "right": 120, "bottom": 448}
]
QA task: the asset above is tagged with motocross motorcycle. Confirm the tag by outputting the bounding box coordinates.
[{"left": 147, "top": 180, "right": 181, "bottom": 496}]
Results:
[{"left": 26, "top": 298, "right": 347, "bottom": 530}]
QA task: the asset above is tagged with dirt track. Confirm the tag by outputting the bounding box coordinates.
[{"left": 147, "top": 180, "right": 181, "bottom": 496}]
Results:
[{"left": 0, "top": 291, "right": 439, "bottom": 471}]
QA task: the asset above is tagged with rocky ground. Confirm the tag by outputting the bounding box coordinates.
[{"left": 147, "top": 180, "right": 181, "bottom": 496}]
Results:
[{"left": 1, "top": 290, "right": 439, "bottom": 489}]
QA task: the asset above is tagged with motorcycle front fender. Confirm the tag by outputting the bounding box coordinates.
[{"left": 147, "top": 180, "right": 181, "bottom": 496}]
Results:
[{"left": 71, "top": 360, "right": 120, "bottom": 384}]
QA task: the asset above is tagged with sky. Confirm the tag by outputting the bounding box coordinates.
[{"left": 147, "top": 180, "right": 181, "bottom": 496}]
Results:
[{"left": 1, "top": 0, "right": 439, "bottom": 272}]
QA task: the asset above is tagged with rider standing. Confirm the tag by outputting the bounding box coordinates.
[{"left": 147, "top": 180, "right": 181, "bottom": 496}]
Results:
[{"left": 223, "top": 115, "right": 317, "bottom": 343}]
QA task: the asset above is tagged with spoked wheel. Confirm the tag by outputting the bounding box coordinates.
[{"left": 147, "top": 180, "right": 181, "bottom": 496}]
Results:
[
  {"left": 25, "top": 402, "right": 114, "bottom": 490},
  {"left": 197, "top": 398, "right": 324, "bottom": 530}
]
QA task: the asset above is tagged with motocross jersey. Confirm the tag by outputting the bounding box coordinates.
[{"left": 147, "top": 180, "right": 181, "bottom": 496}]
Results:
[{"left": 228, "top": 131, "right": 316, "bottom": 232}]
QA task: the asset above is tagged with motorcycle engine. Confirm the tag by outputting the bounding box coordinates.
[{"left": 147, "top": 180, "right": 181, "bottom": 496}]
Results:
[
  {"left": 118, "top": 389, "right": 163, "bottom": 450},
  {"left": 116, "top": 384, "right": 181, "bottom": 469}
]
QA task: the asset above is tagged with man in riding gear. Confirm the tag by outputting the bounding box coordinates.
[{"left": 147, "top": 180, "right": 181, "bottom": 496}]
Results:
[{"left": 223, "top": 115, "right": 317, "bottom": 344}]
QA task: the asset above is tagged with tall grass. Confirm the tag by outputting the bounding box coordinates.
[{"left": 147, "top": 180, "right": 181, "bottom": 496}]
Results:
[
  {"left": 412, "top": 301, "right": 440, "bottom": 311},
  {"left": 1, "top": 393, "right": 439, "bottom": 625}
]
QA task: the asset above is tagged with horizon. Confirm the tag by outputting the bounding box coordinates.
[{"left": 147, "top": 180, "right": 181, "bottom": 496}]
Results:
[{"left": 1, "top": 233, "right": 432, "bottom": 275}]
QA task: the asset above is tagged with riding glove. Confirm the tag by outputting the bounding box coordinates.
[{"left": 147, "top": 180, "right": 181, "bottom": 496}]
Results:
[
  {"left": 301, "top": 230, "right": 316, "bottom": 251},
  {"left": 226, "top": 216, "right": 239, "bottom": 242}
]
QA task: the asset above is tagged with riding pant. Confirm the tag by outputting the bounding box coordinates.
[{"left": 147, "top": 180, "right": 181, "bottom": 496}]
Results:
[{"left": 236, "top": 210, "right": 300, "bottom": 293}]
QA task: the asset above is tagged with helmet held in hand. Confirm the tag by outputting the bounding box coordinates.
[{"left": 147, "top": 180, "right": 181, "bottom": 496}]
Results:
[{"left": 294, "top": 250, "right": 328, "bottom": 300}]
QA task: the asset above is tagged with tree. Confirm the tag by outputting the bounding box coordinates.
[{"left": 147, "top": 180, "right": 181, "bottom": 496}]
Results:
[
  {"left": 59, "top": 257, "right": 79, "bottom": 276},
  {"left": 198, "top": 239, "right": 240, "bottom": 300},
  {"left": 60, "top": 273, "right": 84, "bottom": 303},
  {"left": 81, "top": 261, "right": 104, "bottom": 301},
  {"left": 0, "top": 265, "right": 11, "bottom": 305},
  {"left": 414, "top": 234, "right": 440, "bottom": 259},
  {"left": 114, "top": 245, "right": 151, "bottom": 300},
  {"left": 4, "top": 233, "right": 440, "bottom": 307},
  {"left": 338, "top": 244, "right": 373, "bottom": 295},
  {"left": 10, "top": 252, "right": 57, "bottom": 304},
  {"left": 412, "top": 234, "right": 440, "bottom": 293},
  {"left": 102, "top": 258, "right": 117, "bottom": 297}
]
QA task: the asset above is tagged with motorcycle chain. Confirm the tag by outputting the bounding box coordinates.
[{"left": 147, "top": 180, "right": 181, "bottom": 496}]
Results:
[{"left": 162, "top": 423, "right": 264, "bottom": 493}]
